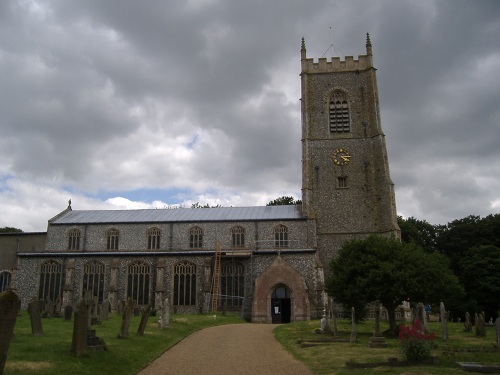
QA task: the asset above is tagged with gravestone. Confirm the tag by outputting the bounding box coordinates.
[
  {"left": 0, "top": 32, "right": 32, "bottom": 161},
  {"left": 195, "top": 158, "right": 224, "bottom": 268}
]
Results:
[
  {"left": 416, "top": 302, "right": 428, "bottom": 333},
  {"left": 320, "top": 309, "right": 331, "bottom": 333},
  {"left": 440, "top": 302, "right": 448, "bottom": 341},
  {"left": 475, "top": 313, "right": 486, "bottom": 337},
  {"left": 64, "top": 305, "right": 73, "bottom": 321},
  {"left": 350, "top": 307, "right": 356, "bottom": 343},
  {"left": 71, "top": 298, "right": 88, "bottom": 356},
  {"left": 101, "top": 300, "right": 110, "bottom": 321},
  {"left": 55, "top": 297, "right": 62, "bottom": 317},
  {"left": 45, "top": 298, "right": 54, "bottom": 318},
  {"left": 369, "top": 300, "right": 387, "bottom": 348},
  {"left": 464, "top": 312, "right": 472, "bottom": 332},
  {"left": 28, "top": 298, "right": 44, "bottom": 336},
  {"left": 0, "top": 291, "right": 21, "bottom": 374},
  {"left": 495, "top": 317, "right": 500, "bottom": 349},
  {"left": 159, "top": 298, "right": 170, "bottom": 329},
  {"left": 137, "top": 304, "right": 151, "bottom": 336},
  {"left": 118, "top": 300, "right": 132, "bottom": 338}
]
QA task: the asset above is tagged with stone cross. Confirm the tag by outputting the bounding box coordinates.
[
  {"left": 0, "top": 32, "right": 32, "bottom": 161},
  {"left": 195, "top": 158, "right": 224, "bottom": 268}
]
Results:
[
  {"left": 349, "top": 307, "right": 356, "bottom": 343},
  {"left": 440, "top": 302, "right": 448, "bottom": 341},
  {"left": 71, "top": 298, "right": 88, "bottom": 357},
  {"left": 28, "top": 298, "right": 44, "bottom": 336},
  {"left": 0, "top": 291, "right": 21, "bottom": 374},
  {"left": 137, "top": 304, "right": 151, "bottom": 336}
]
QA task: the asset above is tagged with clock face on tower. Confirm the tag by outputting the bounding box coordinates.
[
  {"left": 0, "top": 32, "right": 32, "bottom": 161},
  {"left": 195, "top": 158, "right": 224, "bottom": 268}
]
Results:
[{"left": 332, "top": 148, "right": 351, "bottom": 165}]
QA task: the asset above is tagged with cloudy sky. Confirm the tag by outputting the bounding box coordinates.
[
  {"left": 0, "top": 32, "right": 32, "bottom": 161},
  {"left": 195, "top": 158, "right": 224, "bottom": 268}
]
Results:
[{"left": 1, "top": 0, "right": 499, "bottom": 232}]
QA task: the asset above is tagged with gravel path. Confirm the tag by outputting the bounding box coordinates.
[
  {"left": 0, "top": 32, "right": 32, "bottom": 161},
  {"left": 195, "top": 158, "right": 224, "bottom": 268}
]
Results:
[{"left": 137, "top": 323, "right": 313, "bottom": 375}]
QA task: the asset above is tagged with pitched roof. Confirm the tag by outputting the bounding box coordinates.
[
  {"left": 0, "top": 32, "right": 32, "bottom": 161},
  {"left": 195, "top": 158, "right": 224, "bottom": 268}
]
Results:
[{"left": 50, "top": 205, "right": 305, "bottom": 224}]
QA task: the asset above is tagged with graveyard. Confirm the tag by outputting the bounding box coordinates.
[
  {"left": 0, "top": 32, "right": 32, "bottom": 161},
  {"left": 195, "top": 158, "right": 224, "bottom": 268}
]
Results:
[{"left": 2, "top": 297, "right": 499, "bottom": 374}]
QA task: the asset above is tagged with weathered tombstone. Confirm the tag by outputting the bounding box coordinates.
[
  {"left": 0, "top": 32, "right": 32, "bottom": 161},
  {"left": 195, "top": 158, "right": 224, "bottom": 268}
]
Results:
[
  {"left": 55, "top": 297, "right": 62, "bottom": 317},
  {"left": 464, "top": 312, "right": 472, "bottom": 332},
  {"left": 137, "top": 304, "right": 151, "bottom": 336},
  {"left": 159, "top": 298, "right": 170, "bottom": 329},
  {"left": 320, "top": 309, "right": 331, "bottom": 334},
  {"left": 64, "top": 305, "right": 73, "bottom": 321},
  {"left": 349, "top": 307, "right": 356, "bottom": 343},
  {"left": 118, "top": 300, "right": 132, "bottom": 338},
  {"left": 369, "top": 300, "right": 387, "bottom": 348},
  {"left": 71, "top": 298, "right": 88, "bottom": 356},
  {"left": 495, "top": 317, "right": 500, "bottom": 349},
  {"left": 476, "top": 313, "right": 486, "bottom": 337},
  {"left": 440, "top": 302, "right": 448, "bottom": 341},
  {"left": 101, "top": 300, "right": 110, "bottom": 321},
  {"left": 416, "top": 302, "right": 428, "bottom": 333},
  {"left": 28, "top": 298, "right": 44, "bottom": 336},
  {"left": 0, "top": 291, "right": 21, "bottom": 374},
  {"left": 45, "top": 298, "right": 54, "bottom": 318}
]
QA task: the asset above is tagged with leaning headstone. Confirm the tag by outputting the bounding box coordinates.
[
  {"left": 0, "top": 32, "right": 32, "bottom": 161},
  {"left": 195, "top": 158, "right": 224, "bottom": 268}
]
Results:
[
  {"left": 369, "top": 300, "right": 387, "bottom": 348},
  {"left": 71, "top": 298, "right": 88, "bottom": 356},
  {"left": 118, "top": 300, "right": 132, "bottom": 338},
  {"left": 495, "top": 317, "right": 500, "bottom": 349},
  {"left": 440, "top": 302, "right": 448, "bottom": 341},
  {"left": 64, "top": 305, "right": 73, "bottom": 321},
  {"left": 464, "top": 312, "right": 472, "bottom": 332},
  {"left": 28, "top": 299, "right": 44, "bottom": 336},
  {"left": 350, "top": 307, "right": 356, "bottom": 343},
  {"left": 137, "top": 304, "right": 151, "bottom": 336},
  {"left": 0, "top": 291, "right": 21, "bottom": 374}
]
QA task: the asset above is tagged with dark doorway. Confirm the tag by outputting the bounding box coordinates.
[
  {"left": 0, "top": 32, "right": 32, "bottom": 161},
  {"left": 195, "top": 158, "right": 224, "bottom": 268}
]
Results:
[{"left": 271, "top": 285, "right": 291, "bottom": 323}]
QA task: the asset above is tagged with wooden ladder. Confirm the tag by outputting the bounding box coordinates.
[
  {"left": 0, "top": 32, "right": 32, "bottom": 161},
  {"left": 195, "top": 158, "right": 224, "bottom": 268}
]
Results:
[{"left": 211, "top": 241, "right": 222, "bottom": 312}]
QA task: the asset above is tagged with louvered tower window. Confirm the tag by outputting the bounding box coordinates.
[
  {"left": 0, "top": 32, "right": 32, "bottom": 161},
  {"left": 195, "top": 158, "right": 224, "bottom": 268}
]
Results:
[{"left": 329, "top": 91, "right": 350, "bottom": 133}]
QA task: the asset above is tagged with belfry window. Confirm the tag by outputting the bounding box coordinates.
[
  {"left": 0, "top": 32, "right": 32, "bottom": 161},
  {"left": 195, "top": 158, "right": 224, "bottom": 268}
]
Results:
[
  {"left": 147, "top": 228, "right": 161, "bottom": 249},
  {"left": 337, "top": 176, "right": 348, "bottom": 188},
  {"left": 107, "top": 229, "right": 119, "bottom": 250},
  {"left": 173, "top": 261, "right": 196, "bottom": 306},
  {"left": 189, "top": 226, "right": 203, "bottom": 249},
  {"left": 329, "top": 91, "right": 350, "bottom": 133},
  {"left": 68, "top": 229, "right": 81, "bottom": 250}
]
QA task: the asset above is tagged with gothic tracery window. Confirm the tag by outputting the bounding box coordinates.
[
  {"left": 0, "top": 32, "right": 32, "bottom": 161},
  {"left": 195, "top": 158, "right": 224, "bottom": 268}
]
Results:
[
  {"left": 329, "top": 91, "right": 350, "bottom": 133},
  {"left": 189, "top": 226, "right": 203, "bottom": 249},
  {"left": 38, "top": 260, "right": 63, "bottom": 301},
  {"left": 147, "top": 228, "right": 161, "bottom": 250},
  {"left": 220, "top": 261, "right": 245, "bottom": 308},
  {"left": 0, "top": 271, "right": 11, "bottom": 292},
  {"left": 274, "top": 224, "right": 289, "bottom": 248},
  {"left": 68, "top": 229, "right": 81, "bottom": 250},
  {"left": 173, "top": 261, "right": 196, "bottom": 306},
  {"left": 127, "top": 261, "right": 150, "bottom": 305},
  {"left": 82, "top": 261, "right": 105, "bottom": 303},
  {"left": 106, "top": 228, "right": 119, "bottom": 250},
  {"left": 231, "top": 226, "right": 246, "bottom": 248}
]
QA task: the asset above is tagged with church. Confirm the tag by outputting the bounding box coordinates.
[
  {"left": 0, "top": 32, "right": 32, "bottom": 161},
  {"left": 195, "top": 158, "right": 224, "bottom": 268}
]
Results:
[{"left": 5, "top": 35, "right": 400, "bottom": 323}]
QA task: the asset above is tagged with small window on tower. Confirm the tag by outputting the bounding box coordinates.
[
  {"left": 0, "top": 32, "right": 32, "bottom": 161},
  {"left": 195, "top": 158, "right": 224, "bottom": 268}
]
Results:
[
  {"left": 337, "top": 177, "right": 348, "bottom": 188},
  {"left": 329, "top": 91, "right": 350, "bottom": 133}
]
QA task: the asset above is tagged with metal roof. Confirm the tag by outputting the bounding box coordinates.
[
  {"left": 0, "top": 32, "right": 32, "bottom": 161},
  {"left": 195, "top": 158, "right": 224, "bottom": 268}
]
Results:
[{"left": 50, "top": 205, "right": 305, "bottom": 225}]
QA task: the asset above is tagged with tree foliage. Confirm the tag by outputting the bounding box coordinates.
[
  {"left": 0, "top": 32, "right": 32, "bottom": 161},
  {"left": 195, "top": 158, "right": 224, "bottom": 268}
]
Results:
[
  {"left": 266, "top": 196, "right": 301, "bottom": 206},
  {"left": 398, "top": 216, "right": 438, "bottom": 252},
  {"left": 327, "top": 235, "right": 463, "bottom": 335},
  {"left": 0, "top": 227, "right": 23, "bottom": 233}
]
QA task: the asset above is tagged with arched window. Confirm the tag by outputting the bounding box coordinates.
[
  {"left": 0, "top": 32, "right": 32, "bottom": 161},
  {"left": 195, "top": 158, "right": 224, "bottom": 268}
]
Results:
[
  {"left": 220, "top": 261, "right": 245, "bottom": 308},
  {"left": 173, "top": 261, "right": 196, "bottom": 306},
  {"left": 127, "top": 261, "right": 150, "bottom": 305},
  {"left": 38, "top": 260, "right": 63, "bottom": 301},
  {"left": 68, "top": 229, "right": 81, "bottom": 250},
  {"left": 0, "top": 271, "right": 11, "bottom": 292},
  {"left": 107, "top": 228, "right": 119, "bottom": 250},
  {"left": 231, "top": 226, "right": 246, "bottom": 248},
  {"left": 274, "top": 225, "right": 289, "bottom": 248},
  {"left": 329, "top": 91, "right": 350, "bottom": 133},
  {"left": 189, "top": 226, "right": 203, "bottom": 249},
  {"left": 147, "top": 228, "right": 161, "bottom": 250},
  {"left": 82, "top": 261, "right": 105, "bottom": 303}
]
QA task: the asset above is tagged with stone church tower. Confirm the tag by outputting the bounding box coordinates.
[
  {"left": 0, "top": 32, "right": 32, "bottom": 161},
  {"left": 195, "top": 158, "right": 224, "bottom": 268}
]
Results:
[{"left": 300, "top": 35, "right": 400, "bottom": 269}]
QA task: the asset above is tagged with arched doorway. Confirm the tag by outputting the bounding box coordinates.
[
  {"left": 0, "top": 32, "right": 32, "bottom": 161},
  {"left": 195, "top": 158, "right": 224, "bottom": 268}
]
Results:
[{"left": 271, "top": 285, "right": 291, "bottom": 323}]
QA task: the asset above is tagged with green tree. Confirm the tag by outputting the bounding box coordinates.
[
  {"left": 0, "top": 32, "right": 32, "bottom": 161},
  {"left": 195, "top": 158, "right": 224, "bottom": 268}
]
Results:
[
  {"left": 0, "top": 227, "right": 23, "bottom": 233},
  {"left": 398, "top": 216, "right": 438, "bottom": 252},
  {"left": 266, "top": 196, "right": 301, "bottom": 206},
  {"left": 459, "top": 245, "right": 500, "bottom": 320},
  {"left": 327, "top": 235, "right": 463, "bottom": 335}
]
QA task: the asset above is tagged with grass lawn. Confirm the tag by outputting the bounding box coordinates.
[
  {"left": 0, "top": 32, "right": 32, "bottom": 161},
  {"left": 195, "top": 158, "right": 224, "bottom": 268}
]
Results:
[
  {"left": 274, "top": 318, "right": 500, "bottom": 374},
  {"left": 5, "top": 310, "right": 244, "bottom": 375}
]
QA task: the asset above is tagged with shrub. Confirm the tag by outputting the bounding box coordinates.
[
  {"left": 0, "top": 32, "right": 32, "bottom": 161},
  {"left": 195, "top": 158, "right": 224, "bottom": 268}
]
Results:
[{"left": 398, "top": 319, "right": 435, "bottom": 361}]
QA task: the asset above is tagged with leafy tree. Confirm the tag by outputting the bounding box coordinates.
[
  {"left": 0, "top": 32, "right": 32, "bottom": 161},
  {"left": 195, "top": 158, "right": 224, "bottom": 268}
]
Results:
[
  {"left": 459, "top": 245, "right": 500, "bottom": 320},
  {"left": 266, "top": 196, "right": 301, "bottom": 206},
  {"left": 190, "top": 202, "right": 222, "bottom": 208},
  {"left": 0, "top": 227, "right": 23, "bottom": 233},
  {"left": 398, "top": 216, "right": 438, "bottom": 252},
  {"left": 327, "top": 235, "right": 463, "bottom": 335}
]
